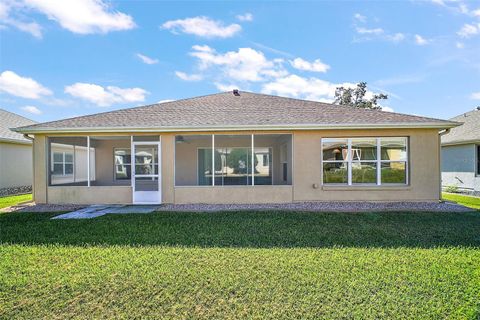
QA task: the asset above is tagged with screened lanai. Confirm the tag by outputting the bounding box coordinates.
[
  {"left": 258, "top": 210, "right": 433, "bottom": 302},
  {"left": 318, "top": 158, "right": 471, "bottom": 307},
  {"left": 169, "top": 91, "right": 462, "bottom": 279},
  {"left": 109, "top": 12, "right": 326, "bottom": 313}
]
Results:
[{"left": 174, "top": 133, "right": 293, "bottom": 187}]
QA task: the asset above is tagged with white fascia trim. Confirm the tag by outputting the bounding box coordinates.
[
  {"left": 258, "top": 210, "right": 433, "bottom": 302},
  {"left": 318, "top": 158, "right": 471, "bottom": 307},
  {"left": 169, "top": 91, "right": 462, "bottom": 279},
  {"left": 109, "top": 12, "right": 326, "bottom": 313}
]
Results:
[
  {"left": 13, "top": 122, "right": 460, "bottom": 134},
  {"left": 441, "top": 139, "right": 480, "bottom": 147},
  {"left": 0, "top": 137, "right": 33, "bottom": 145}
]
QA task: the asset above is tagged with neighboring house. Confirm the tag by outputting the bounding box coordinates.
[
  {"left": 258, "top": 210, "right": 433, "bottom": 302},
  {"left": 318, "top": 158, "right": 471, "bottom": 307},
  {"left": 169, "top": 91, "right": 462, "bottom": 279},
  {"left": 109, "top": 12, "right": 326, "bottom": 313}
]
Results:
[
  {"left": 0, "top": 109, "right": 36, "bottom": 195},
  {"left": 441, "top": 108, "right": 480, "bottom": 192},
  {"left": 13, "top": 91, "right": 459, "bottom": 205}
]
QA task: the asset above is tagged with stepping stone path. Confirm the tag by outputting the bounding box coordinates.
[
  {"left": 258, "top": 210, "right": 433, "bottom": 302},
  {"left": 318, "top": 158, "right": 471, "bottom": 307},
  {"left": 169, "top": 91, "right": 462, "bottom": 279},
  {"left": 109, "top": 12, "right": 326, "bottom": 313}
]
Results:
[{"left": 52, "top": 205, "right": 159, "bottom": 219}]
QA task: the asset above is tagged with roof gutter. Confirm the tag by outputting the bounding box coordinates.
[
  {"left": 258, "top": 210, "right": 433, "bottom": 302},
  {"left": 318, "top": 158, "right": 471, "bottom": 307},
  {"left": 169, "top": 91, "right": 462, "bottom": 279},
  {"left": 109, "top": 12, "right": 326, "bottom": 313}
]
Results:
[
  {"left": 23, "top": 133, "right": 34, "bottom": 141},
  {"left": 441, "top": 139, "right": 480, "bottom": 146},
  {"left": 12, "top": 122, "right": 461, "bottom": 134},
  {"left": 0, "top": 137, "right": 33, "bottom": 145},
  {"left": 439, "top": 128, "right": 451, "bottom": 137}
]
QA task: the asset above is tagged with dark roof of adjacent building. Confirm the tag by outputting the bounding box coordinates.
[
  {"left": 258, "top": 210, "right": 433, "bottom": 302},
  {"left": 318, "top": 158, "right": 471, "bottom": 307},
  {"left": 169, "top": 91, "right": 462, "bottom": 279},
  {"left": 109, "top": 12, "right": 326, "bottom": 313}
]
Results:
[
  {"left": 14, "top": 91, "right": 459, "bottom": 134},
  {"left": 441, "top": 108, "right": 480, "bottom": 145},
  {"left": 0, "top": 109, "right": 36, "bottom": 143}
]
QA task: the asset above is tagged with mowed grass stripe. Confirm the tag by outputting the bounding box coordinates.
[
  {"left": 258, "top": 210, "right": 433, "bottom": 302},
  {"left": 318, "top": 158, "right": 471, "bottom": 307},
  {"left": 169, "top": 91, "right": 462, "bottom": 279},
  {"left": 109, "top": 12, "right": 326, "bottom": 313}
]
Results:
[
  {"left": 1, "top": 245, "right": 479, "bottom": 319},
  {"left": 1, "top": 210, "right": 480, "bottom": 248},
  {"left": 0, "top": 210, "right": 479, "bottom": 319}
]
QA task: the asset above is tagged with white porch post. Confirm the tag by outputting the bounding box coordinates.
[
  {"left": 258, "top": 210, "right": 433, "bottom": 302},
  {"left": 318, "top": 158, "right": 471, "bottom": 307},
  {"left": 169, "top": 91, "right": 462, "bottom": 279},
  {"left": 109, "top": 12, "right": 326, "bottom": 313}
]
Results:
[
  {"left": 212, "top": 134, "right": 215, "bottom": 186},
  {"left": 87, "top": 136, "right": 90, "bottom": 187},
  {"left": 347, "top": 139, "right": 352, "bottom": 186},
  {"left": 131, "top": 135, "right": 134, "bottom": 184},
  {"left": 158, "top": 135, "right": 162, "bottom": 202},
  {"left": 251, "top": 134, "right": 254, "bottom": 186},
  {"left": 376, "top": 138, "right": 381, "bottom": 186}
]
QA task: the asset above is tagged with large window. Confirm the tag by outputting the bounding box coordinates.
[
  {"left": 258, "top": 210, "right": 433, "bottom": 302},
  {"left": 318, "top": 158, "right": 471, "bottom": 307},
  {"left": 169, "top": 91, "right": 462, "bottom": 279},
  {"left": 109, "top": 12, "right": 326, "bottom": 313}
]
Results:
[
  {"left": 322, "top": 137, "right": 408, "bottom": 185},
  {"left": 175, "top": 134, "right": 292, "bottom": 186},
  {"left": 52, "top": 151, "right": 74, "bottom": 176}
]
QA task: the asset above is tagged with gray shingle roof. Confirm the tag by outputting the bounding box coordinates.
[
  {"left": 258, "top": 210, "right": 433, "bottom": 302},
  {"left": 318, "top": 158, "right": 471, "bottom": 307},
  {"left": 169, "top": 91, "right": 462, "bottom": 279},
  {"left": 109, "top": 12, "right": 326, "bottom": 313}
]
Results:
[
  {"left": 441, "top": 109, "right": 480, "bottom": 145},
  {"left": 14, "top": 91, "right": 459, "bottom": 133},
  {"left": 0, "top": 109, "right": 36, "bottom": 143}
]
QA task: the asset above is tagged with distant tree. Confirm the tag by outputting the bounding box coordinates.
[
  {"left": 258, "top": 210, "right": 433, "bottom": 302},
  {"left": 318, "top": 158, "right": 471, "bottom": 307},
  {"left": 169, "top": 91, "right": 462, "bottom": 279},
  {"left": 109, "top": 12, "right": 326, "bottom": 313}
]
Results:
[{"left": 334, "top": 82, "right": 387, "bottom": 110}]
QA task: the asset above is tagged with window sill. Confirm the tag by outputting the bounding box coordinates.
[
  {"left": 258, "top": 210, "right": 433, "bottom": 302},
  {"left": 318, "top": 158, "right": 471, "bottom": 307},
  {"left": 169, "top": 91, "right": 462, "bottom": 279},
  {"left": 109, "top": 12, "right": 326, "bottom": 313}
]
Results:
[{"left": 322, "top": 185, "right": 411, "bottom": 191}]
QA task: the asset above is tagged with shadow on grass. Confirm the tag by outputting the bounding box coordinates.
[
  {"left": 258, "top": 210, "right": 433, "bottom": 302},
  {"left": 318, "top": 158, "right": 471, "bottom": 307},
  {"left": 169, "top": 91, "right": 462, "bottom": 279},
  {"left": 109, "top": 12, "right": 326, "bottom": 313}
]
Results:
[{"left": 1, "top": 210, "right": 479, "bottom": 248}]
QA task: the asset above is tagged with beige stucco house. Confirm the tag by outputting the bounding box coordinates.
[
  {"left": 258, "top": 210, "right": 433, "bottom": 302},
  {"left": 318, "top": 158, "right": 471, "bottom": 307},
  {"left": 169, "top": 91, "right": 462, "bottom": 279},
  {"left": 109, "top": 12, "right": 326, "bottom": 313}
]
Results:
[
  {"left": 13, "top": 91, "right": 459, "bottom": 205},
  {"left": 0, "top": 109, "right": 36, "bottom": 195}
]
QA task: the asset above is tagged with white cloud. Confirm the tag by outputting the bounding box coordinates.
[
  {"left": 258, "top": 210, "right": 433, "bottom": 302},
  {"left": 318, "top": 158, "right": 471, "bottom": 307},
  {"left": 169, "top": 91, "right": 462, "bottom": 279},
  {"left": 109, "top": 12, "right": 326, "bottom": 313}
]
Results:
[
  {"left": 192, "top": 44, "right": 214, "bottom": 53},
  {"left": 64, "top": 83, "right": 148, "bottom": 107},
  {"left": 429, "top": 0, "right": 480, "bottom": 17},
  {"left": 356, "top": 26, "right": 384, "bottom": 35},
  {"left": 3, "top": 19, "right": 42, "bottom": 38},
  {"left": 189, "top": 45, "right": 287, "bottom": 82},
  {"left": 0, "top": 0, "right": 135, "bottom": 36},
  {"left": 251, "top": 42, "right": 294, "bottom": 58},
  {"left": 381, "top": 106, "right": 394, "bottom": 112},
  {"left": 458, "top": 3, "right": 469, "bottom": 14},
  {"left": 175, "top": 71, "right": 203, "bottom": 81},
  {"left": 430, "top": 0, "right": 446, "bottom": 6},
  {"left": 261, "top": 75, "right": 384, "bottom": 104},
  {"left": 214, "top": 83, "right": 239, "bottom": 92},
  {"left": 21, "top": 105, "right": 42, "bottom": 114},
  {"left": 22, "top": 0, "right": 135, "bottom": 34},
  {"left": 456, "top": 41, "right": 465, "bottom": 48},
  {"left": 353, "top": 13, "right": 404, "bottom": 45},
  {"left": 290, "top": 58, "right": 330, "bottom": 73},
  {"left": 261, "top": 74, "right": 357, "bottom": 102},
  {"left": 162, "top": 16, "right": 241, "bottom": 38},
  {"left": 158, "top": 99, "right": 174, "bottom": 103},
  {"left": 236, "top": 13, "right": 253, "bottom": 22},
  {"left": 354, "top": 13, "right": 367, "bottom": 23},
  {"left": 471, "top": 92, "right": 480, "bottom": 100},
  {"left": 136, "top": 53, "right": 158, "bottom": 65},
  {"left": 414, "top": 34, "right": 429, "bottom": 45},
  {"left": 457, "top": 23, "right": 479, "bottom": 38},
  {"left": 0, "top": 1, "right": 42, "bottom": 38},
  {"left": 385, "top": 32, "right": 405, "bottom": 43},
  {"left": 0, "top": 70, "right": 52, "bottom": 99},
  {"left": 0, "top": 2, "right": 8, "bottom": 18}
]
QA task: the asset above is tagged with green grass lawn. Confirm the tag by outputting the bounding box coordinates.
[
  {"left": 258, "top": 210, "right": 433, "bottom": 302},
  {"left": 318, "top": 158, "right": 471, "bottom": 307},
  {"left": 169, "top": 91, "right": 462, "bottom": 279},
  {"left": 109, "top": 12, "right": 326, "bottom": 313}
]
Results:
[
  {"left": 443, "top": 192, "right": 480, "bottom": 209},
  {"left": 1, "top": 210, "right": 479, "bottom": 319},
  {"left": 0, "top": 193, "right": 32, "bottom": 210}
]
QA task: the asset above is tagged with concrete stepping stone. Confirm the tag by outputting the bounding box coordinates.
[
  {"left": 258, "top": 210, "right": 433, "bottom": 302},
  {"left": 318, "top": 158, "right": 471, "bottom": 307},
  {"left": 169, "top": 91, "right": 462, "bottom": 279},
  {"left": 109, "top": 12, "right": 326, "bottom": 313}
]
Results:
[{"left": 51, "top": 205, "right": 158, "bottom": 219}]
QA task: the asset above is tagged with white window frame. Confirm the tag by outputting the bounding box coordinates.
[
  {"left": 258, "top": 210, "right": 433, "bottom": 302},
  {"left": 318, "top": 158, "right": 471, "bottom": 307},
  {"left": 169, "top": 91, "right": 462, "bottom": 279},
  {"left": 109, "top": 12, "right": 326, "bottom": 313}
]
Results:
[
  {"left": 113, "top": 147, "right": 132, "bottom": 181},
  {"left": 321, "top": 137, "right": 409, "bottom": 186},
  {"left": 52, "top": 151, "right": 74, "bottom": 176},
  {"left": 321, "top": 138, "right": 349, "bottom": 185}
]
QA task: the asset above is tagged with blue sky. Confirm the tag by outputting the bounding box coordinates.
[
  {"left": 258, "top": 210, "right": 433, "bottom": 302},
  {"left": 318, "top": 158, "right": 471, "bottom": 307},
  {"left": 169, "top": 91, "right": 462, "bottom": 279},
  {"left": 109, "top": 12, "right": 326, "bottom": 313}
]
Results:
[{"left": 1, "top": 0, "right": 479, "bottom": 123}]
